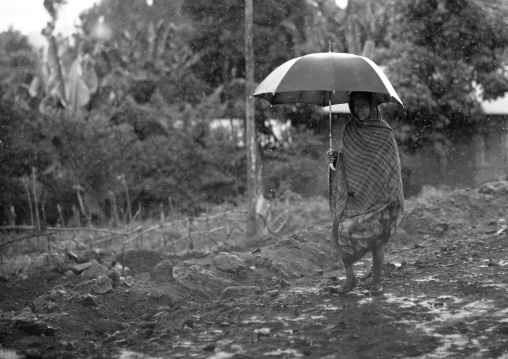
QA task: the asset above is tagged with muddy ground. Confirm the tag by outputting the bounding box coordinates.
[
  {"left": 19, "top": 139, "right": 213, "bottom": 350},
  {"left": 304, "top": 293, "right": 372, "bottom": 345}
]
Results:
[{"left": 2, "top": 183, "right": 508, "bottom": 359}]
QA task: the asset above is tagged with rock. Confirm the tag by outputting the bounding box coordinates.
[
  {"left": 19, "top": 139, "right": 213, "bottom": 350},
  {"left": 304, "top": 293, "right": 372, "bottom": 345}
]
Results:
[
  {"left": 133, "top": 272, "right": 151, "bottom": 282},
  {"left": 48, "top": 288, "right": 69, "bottom": 301},
  {"left": 74, "top": 279, "right": 96, "bottom": 292},
  {"left": 267, "top": 290, "right": 279, "bottom": 297},
  {"left": 328, "top": 286, "right": 340, "bottom": 294},
  {"left": 276, "top": 238, "right": 301, "bottom": 249},
  {"left": 93, "top": 319, "right": 124, "bottom": 335},
  {"left": 141, "top": 328, "right": 154, "bottom": 337},
  {"left": 276, "top": 278, "right": 291, "bottom": 288},
  {"left": 182, "top": 319, "right": 194, "bottom": 329},
  {"left": 254, "top": 327, "right": 271, "bottom": 338},
  {"left": 213, "top": 253, "right": 246, "bottom": 274},
  {"left": 24, "top": 348, "right": 41, "bottom": 359},
  {"left": 13, "top": 312, "right": 56, "bottom": 337},
  {"left": 497, "top": 325, "right": 508, "bottom": 334},
  {"left": 479, "top": 181, "right": 508, "bottom": 194},
  {"left": 107, "top": 270, "right": 120, "bottom": 285},
  {"left": 140, "top": 321, "right": 156, "bottom": 329},
  {"left": 72, "top": 262, "right": 92, "bottom": 274},
  {"left": 100, "top": 254, "right": 116, "bottom": 269},
  {"left": 434, "top": 223, "right": 449, "bottom": 235},
  {"left": 54, "top": 314, "right": 83, "bottom": 332},
  {"left": 64, "top": 270, "right": 76, "bottom": 278},
  {"left": 173, "top": 265, "right": 236, "bottom": 298},
  {"left": 59, "top": 341, "right": 76, "bottom": 350},
  {"left": 66, "top": 250, "right": 79, "bottom": 261},
  {"left": 1, "top": 311, "right": 14, "bottom": 320},
  {"left": 153, "top": 311, "right": 169, "bottom": 320},
  {"left": 203, "top": 343, "right": 216, "bottom": 351},
  {"left": 112, "top": 262, "right": 129, "bottom": 275},
  {"left": 215, "top": 317, "right": 230, "bottom": 326},
  {"left": 81, "top": 260, "right": 109, "bottom": 279},
  {"left": 271, "top": 262, "right": 291, "bottom": 279},
  {"left": 33, "top": 293, "right": 63, "bottom": 314},
  {"left": 102, "top": 331, "right": 122, "bottom": 344},
  {"left": 156, "top": 306, "right": 171, "bottom": 312},
  {"left": 251, "top": 255, "right": 273, "bottom": 268},
  {"left": 220, "top": 286, "right": 262, "bottom": 300},
  {"left": 150, "top": 260, "right": 174, "bottom": 282},
  {"left": 121, "top": 276, "right": 134, "bottom": 287},
  {"left": 92, "top": 275, "right": 113, "bottom": 294}
]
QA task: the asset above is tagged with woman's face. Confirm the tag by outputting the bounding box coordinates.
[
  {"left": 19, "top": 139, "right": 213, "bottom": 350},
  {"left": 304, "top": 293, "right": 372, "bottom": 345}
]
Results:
[{"left": 352, "top": 97, "right": 370, "bottom": 120}]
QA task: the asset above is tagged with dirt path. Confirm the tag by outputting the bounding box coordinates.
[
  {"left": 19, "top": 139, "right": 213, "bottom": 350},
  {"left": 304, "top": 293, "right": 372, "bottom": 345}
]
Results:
[{"left": 2, "top": 186, "right": 508, "bottom": 358}]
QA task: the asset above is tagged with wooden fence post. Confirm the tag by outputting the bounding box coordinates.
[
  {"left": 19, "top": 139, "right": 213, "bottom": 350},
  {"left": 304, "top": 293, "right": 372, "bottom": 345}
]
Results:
[
  {"left": 31, "top": 167, "right": 41, "bottom": 231},
  {"left": 22, "top": 178, "right": 34, "bottom": 227}
]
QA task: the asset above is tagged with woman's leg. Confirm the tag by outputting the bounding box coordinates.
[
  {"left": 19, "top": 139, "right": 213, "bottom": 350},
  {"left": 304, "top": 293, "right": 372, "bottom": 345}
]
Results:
[
  {"left": 371, "top": 244, "right": 384, "bottom": 294},
  {"left": 332, "top": 218, "right": 357, "bottom": 292}
]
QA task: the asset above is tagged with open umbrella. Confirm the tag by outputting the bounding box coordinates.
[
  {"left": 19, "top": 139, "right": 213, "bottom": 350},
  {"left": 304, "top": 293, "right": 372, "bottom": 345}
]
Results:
[{"left": 253, "top": 51, "right": 403, "bottom": 168}]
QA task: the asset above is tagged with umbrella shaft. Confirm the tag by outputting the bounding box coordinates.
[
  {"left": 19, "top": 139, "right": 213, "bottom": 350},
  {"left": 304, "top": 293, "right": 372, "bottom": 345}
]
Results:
[{"left": 329, "top": 94, "right": 332, "bottom": 149}]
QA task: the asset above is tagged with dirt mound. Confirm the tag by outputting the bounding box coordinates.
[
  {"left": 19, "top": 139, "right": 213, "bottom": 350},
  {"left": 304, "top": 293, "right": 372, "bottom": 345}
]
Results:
[{"left": 2, "top": 184, "right": 508, "bottom": 358}]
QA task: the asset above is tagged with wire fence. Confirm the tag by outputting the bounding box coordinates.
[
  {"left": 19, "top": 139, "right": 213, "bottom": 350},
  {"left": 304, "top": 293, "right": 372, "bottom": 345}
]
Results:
[{"left": 0, "top": 208, "right": 289, "bottom": 257}]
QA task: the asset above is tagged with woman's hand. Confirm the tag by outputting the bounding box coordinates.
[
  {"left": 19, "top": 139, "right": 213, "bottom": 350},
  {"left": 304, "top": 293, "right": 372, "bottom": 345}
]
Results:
[{"left": 327, "top": 150, "right": 338, "bottom": 164}]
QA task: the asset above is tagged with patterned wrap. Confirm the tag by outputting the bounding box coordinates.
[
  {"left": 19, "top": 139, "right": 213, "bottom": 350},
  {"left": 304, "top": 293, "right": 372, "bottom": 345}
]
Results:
[{"left": 329, "top": 92, "right": 404, "bottom": 267}]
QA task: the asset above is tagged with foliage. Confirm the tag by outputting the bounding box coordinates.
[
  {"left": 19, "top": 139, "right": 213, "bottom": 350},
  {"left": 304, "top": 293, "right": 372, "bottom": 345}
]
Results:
[
  {"left": 381, "top": 0, "right": 508, "bottom": 142},
  {"left": 263, "top": 126, "right": 327, "bottom": 198},
  {"left": 182, "top": 0, "right": 309, "bottom": 87},
  {"left": 78, "top": 0, "right": 208, "bottom": 110},
  {"left": 2, "top": 0, "right": 508, "bottom": 225},
  {"left": 0, "top": 100, "right": 53, "bottom": 223},
  {"left": 0, "top": 30, "right": 41, "bottom": 108}
]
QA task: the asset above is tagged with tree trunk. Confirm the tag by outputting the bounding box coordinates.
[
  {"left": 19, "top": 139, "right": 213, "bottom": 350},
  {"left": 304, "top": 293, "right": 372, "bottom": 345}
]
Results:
[
  {"left": 245, "top": 0, "right": 258, "bottom": 237},
  {"left": 345, "top": 0, "right": 360, "bottom": 54}
]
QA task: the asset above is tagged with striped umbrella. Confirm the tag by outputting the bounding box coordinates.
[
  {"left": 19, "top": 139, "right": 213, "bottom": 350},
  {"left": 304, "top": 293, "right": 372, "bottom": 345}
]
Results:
[{"left": 253, "top": 51, "right": 403, "bottom": 159}]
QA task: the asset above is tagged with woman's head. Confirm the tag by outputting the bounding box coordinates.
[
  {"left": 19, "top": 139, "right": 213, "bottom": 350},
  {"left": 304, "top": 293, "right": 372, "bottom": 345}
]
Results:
[{"left": 348, "top": 92, "right": 379, "bottom": 121}]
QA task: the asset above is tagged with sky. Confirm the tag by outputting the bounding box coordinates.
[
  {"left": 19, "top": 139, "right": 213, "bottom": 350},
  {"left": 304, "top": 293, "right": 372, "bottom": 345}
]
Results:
[
  {"left": 0, "top": 0, "right": 100, "bottom": 47},
  {"left": 1, "top": 0, "right": 349, "bottom": 47}
]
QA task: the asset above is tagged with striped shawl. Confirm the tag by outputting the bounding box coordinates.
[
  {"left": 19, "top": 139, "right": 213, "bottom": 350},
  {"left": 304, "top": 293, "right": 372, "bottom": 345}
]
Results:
[{"left": 330, "top": 116, "right": 404, "bottom": 220}]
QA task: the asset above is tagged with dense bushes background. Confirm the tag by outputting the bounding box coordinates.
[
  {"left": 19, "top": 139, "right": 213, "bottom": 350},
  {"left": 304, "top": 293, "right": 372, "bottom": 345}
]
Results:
[{"left": 0, "top": 0, "right": 507, "bottom": 225}]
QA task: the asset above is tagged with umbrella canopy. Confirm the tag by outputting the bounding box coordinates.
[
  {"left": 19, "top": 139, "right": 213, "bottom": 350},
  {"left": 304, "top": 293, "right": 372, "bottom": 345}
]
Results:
[{"left": 253, "top": 52, "right": 403, "bottom": 107}]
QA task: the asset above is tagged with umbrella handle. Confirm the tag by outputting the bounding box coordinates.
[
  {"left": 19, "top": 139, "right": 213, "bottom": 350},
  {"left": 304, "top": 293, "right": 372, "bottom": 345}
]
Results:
[
  {"left": 328, "top": 147, "right": 336, "bottom": 171},
  {"left": 328, "top": 94, "right": 335, "bottom": 172}
]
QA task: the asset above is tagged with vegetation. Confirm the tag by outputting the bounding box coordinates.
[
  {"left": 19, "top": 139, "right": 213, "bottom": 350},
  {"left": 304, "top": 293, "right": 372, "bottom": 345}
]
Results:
[{"left": 0, "top": 0, "right": 507, "bottom": 226}]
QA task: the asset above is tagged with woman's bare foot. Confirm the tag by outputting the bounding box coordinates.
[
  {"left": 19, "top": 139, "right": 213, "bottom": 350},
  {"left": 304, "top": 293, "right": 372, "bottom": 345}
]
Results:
[
  {"left": 369, "top": 282, "right": 384, "bottom": 295},
  {"left": 359, "top": 269, "right": 373, "bottom": 282},
  {"left": 336, "top": 276, "right": 358, "bottom": 294}
]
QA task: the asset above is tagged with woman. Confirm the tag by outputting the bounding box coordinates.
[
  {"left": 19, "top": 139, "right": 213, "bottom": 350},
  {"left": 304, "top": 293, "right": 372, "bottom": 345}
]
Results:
[{"left": 327, "top": 91, "right": 404, "bottom": 295}]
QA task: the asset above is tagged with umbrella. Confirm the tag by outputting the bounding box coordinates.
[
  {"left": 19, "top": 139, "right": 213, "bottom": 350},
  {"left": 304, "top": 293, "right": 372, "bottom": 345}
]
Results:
[{"left": 253, "top": 51, "right": 403, "bottom": 169}]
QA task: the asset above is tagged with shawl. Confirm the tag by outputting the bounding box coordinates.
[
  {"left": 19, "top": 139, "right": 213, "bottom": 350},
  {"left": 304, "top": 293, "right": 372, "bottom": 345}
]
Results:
[{"left": 330, "top": 92, "right": 404, "bottom": 220}]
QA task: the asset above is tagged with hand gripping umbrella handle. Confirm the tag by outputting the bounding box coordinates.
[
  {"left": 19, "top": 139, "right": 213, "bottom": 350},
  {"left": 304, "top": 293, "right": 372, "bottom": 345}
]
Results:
[{"left": 328, "top": 148, "right": 336, "bottom": 171}]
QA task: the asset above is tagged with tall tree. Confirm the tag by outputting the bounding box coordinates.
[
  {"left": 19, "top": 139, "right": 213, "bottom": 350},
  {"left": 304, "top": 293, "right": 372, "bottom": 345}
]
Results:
[
  {"left": 182, "top": 0, "right": 310, "bottom": 88},
  {"left": 383, "top": 0, "right": 508, "bottom": 137},
  {"left": 245, "top": 0, "right": 257, "bottom": 236}
]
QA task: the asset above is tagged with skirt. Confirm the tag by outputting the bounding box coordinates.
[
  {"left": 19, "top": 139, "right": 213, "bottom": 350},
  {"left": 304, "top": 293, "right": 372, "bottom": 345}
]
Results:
[{"left": 331, "top": 204, "right": 403, "bottom": 268}]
